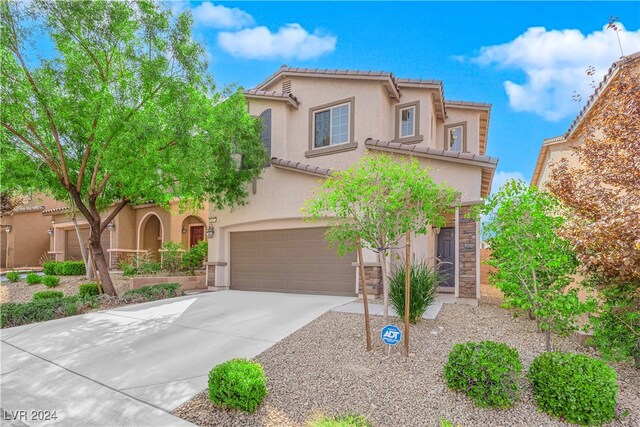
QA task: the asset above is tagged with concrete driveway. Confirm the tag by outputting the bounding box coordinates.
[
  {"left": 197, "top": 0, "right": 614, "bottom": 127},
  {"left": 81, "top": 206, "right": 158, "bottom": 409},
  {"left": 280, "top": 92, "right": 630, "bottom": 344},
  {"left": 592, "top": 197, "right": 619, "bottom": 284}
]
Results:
[{"left": 0, "top": 291, "right": 354, "bottom": 426}]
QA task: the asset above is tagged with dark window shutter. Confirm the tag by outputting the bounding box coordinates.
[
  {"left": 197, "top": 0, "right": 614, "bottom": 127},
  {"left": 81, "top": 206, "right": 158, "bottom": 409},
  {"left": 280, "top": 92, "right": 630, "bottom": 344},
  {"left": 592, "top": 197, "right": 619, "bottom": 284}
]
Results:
[{"left": 259, "top": 109, "right": 272, "bottom": 166}]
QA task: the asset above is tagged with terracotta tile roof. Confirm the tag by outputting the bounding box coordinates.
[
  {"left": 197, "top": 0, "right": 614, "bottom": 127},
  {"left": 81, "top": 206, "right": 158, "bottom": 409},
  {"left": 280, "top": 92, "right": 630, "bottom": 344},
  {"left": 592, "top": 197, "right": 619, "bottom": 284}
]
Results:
[
  {"left": 364, "top": 138, "right": 498, "bottom": 167},
  {"left": 445, "top": 100, "right": 492, "bottom": 109},
  {"left": 42, "top": 206, "right": 69, "bottom": 215},
  {"left": 242, "top": 89, "right": 300, "bottom": 108},
  {"left": 565, "top": 51, "right": 640, "bottom": 138},
  {"left": 270, "top": 157, "right": 333, "bottom": 177}
]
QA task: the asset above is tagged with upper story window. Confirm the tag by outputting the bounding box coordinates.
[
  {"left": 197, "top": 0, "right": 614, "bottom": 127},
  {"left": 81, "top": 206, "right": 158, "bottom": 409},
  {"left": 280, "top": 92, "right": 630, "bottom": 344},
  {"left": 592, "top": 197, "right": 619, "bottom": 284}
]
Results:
[
  {"left": 306, "top": 97, "right": 357, "bottom": 158},
  {"left": 394, "top": 101, "right": 421, "bottom": 143},
  {"left": 444, "top": 122, "right": 467, "bottom": 152},
  {"left": 314, "top": 102, "right": 350, "bottom": 148},
  {"left": 400, "top": 106, "right": 415, "bottom": 138}
]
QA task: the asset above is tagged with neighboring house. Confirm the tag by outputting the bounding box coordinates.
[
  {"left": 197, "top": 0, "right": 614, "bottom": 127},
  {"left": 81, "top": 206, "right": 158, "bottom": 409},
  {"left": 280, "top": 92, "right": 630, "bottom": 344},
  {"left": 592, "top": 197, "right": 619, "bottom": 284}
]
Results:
[
  {"left": 205, "top": 66, "right": 497, "bottom": 302},
  {"left": 45, "top": 200, "right": 209, "bottom": 270},
  {"left": 0, "top": 194, "right": 65, "bottom": 269},
  {"left": 1, "top": 194, "right": 208, "bottom": 270},
  {"left": 531, "top": 52, "right": 640, "bottom": 189}
]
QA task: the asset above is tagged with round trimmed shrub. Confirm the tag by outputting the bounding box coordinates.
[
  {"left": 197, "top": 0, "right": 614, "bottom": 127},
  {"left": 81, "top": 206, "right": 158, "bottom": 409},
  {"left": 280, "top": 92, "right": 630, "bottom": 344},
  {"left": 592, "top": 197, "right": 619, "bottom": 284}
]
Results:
[
  {"left": 33, "top": 290, "right": 64, "bottom": 301},
  {"left": 79, "top": 283, "right": 100, "bottom": 298},
  {"left": 42, "top": 275, "right": 60, "bottom": 288},
  {"left": 26, "top": 272, "right": 42, "bottom": 285},
  {"left": 444, "top": 341, "right": 522, "bottom": 408},
  {"left": 527, "top": 352, "right": 618, "bottom": 425},
  {"left": 5, "top": 271, "right": 21, "bottom": 282},
  {"left": 208, "top": 358, "right": 267, "bottom": 412},
  {"left": 310, "top": 414, "right": 372, "bottom": 427}
]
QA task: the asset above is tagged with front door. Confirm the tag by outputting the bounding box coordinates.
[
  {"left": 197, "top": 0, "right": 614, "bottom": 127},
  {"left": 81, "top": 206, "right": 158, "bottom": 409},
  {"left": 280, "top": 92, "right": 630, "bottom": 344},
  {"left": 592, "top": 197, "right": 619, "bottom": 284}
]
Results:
[
  {"left": 190, "top": 225, "right": 205, "bottom": 247},
  {"left": 437, "top": 228, "right": 455, "bottom": 287}
]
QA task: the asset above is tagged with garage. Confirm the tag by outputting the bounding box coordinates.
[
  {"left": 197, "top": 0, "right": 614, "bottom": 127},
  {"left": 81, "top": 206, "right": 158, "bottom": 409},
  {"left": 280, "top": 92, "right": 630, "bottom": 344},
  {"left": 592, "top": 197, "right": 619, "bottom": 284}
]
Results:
[
  {"left": 65, "top": 227, "right": 110, "bottom": 260},
  {"left": 230, "top": 227, "right": 356, "bottom": 296}
]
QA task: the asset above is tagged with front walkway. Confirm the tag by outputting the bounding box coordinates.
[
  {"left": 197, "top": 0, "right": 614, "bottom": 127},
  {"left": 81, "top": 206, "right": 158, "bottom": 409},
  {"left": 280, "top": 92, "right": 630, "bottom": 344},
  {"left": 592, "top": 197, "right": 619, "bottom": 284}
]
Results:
[
  {"left": 331, "top": 293, "right": 455, "bottom": 319},
  {"left": 0, "top": 291, "right": 354, "bottom": 426}
]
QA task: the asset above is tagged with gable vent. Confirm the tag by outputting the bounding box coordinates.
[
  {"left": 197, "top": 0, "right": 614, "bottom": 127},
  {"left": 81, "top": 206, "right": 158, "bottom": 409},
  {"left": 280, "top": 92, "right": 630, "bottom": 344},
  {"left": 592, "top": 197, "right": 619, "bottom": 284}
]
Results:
[{"left": 282, "top": 79, "right": 292, "bottom": 95}]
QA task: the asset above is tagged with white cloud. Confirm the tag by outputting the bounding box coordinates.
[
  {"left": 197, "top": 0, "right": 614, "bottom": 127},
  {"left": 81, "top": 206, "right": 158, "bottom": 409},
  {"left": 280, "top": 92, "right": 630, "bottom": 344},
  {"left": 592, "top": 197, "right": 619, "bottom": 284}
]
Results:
[
  {"left": 218, "top": 23, "right": 336, "bottom": 60},
  {"left": 192, "top": 2, "right": 255, "bottom": 29},
  {"left": 491, "top": 171, "right": 527, "bottom": 194},
  {"left": 473, "top": 23, "right": 640, "bottom": 121}
]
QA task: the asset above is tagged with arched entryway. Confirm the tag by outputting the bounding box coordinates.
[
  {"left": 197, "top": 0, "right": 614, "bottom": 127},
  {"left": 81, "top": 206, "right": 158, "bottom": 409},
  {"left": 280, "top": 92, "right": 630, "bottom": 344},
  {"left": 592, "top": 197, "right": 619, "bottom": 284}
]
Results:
[
  {"left": 138, "top": 213, "right": 163, "bottom": 260},
  {"left": 181, "top": 215, "right": 206, "bottom": 248}
]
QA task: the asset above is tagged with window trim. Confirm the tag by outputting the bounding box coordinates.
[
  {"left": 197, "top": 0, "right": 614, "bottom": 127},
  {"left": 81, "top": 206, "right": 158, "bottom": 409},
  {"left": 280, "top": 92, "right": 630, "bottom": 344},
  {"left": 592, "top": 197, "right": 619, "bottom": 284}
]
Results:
[
  {"left": 306, "top": 97, "right": 356, "bottom": 158},
  {"left": 394, "top": 100, "right": 422, "bottom": 144},
  {"left": 444, "top": 121, "right": 467, "bottom": 152}
]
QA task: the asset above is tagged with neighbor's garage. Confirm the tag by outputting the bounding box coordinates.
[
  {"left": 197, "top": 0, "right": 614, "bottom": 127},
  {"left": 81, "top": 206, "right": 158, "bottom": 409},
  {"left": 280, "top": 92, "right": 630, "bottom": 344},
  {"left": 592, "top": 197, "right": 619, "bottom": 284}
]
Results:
[
  {"left": 65, "top": 228, "right": 110, "bottom": 260},
  {"left": 230, "top": 227, "right": 356, "bottom": 296}
]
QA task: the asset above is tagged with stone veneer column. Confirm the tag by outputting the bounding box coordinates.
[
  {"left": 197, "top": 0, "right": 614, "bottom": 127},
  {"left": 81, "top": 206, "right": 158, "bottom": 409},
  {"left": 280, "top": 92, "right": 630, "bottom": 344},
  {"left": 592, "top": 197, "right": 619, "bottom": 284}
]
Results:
[
  {"left": 357, "top": 264, "right": 383, "bottom": 297},
  {"left": 457, "top": 205, "right": 478, "bottom": 299}
]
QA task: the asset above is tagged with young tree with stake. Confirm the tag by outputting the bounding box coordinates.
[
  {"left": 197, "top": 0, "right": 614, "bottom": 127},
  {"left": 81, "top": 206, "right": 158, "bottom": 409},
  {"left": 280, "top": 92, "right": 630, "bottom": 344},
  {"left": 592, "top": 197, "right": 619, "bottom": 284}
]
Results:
[{"left": 0, "top": 1, "right": 267, "bottom": 295}]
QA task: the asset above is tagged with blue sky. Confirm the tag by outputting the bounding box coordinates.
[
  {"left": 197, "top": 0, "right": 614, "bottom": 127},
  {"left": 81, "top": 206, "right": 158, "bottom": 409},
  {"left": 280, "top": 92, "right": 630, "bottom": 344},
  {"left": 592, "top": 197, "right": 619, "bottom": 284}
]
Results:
[{"left": 175, "top": 1, "right": 640, "bottom": 191}]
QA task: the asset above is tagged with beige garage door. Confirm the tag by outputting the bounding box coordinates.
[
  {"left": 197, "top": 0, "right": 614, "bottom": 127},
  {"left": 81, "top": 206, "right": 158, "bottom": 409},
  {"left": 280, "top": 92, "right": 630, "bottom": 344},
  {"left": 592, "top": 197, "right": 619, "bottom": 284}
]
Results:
[
  {"left": 230, "top": 227, "right": 356, "bottom": 296},
  {"left": 65, "top": 228, "right": 110, "bottom": 260}
]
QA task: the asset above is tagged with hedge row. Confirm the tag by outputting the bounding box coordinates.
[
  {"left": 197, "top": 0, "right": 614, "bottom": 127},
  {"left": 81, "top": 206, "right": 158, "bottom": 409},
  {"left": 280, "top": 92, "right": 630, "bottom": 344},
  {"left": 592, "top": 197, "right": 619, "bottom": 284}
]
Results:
[{"left": 43, "top": 260, "right": 86, "bottom": 276}]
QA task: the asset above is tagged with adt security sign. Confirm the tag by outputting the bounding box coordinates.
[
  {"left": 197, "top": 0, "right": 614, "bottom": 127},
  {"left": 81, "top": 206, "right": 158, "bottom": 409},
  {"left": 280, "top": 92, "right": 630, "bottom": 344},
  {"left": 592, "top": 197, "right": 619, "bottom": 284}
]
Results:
[{"left": 381, "top": 325, "right": 402, "bottom": 346}]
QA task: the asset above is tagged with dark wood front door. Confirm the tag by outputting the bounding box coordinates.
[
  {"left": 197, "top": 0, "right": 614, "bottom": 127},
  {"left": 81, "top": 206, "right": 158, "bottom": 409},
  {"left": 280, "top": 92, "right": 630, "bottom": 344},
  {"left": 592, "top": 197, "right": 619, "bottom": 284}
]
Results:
[
  {"left": 437, "top": 228, "right": 455, "bottom": 287},
  {"left": 190, "top": 225, "right": 205, "bottom": 247}
]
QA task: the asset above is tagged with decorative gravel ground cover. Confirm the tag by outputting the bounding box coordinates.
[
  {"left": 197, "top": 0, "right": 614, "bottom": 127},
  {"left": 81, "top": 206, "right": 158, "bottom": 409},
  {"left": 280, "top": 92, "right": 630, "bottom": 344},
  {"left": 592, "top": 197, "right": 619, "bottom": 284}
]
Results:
[
  {"left": 174, "top": 300, "right": 639, "bottom": 427},
  {"left": 0, "top": 274, "right": 131, "bottom": 304}
]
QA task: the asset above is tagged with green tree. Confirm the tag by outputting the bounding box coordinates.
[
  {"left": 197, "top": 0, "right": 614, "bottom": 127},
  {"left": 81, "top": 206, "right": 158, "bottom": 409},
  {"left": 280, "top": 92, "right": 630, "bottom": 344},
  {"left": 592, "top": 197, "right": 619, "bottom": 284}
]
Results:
[
  {"left": 302, "top": 154, "right": 459, "bottom": 317},
  {"left": 0, "top": 1, "right": 266, "bottom": 295},
  {"left": 474, "top": 180, "right": 594, "bottom": 350}
]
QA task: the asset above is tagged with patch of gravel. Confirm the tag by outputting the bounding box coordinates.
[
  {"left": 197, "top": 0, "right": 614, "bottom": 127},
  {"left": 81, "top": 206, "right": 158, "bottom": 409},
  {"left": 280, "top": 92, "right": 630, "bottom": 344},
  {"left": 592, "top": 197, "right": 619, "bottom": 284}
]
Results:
[
  {"left": 174, "top": 302, "right": 639, "bottom": 427},
  {"left": 0, "top": 274, "right": 131, "bottom": 304}
]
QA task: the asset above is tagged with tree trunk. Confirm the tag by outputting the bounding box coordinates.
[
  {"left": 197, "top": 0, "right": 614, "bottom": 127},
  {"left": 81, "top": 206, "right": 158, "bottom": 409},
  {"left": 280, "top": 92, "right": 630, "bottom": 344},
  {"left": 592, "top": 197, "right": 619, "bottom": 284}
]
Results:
[
  {"left": 544, "top": 329, "right": 551, "bottom": 352},
  {"left": 72, "top": 214, "right": 94, "bottom": 280},
  {"left": 88, "top": 223, "right": 117, "bottom": 296},
  {"left": 379, "top": 250, "right": 389, "bottom": 319}
]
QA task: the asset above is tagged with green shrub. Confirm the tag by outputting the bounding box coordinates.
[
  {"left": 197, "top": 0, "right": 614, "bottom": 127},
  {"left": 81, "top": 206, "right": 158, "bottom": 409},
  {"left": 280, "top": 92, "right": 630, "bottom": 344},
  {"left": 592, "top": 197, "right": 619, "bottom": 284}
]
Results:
[
  {"left": 0, "top": 296, "right": 98, "bottom": 328},
  {"left": 160, "top": 241, "right": 183, "bottom": 275},
  {"left": 5, "top": 271, "right": 21, "bottom": 282},
  {"left": 25, "top": 272, "right": 42, "bottom": 285},
  {"left": 33, "top": 290, "right": 64, "bottom": 301},
  {"left": 120, "top": 261, "right": 138, "bottom": 277},
  {"left": 310, "top": 414, "right": 372, "bottom": 427},
  {"left": 42, "top": 275, "right": 60, "bottom": 288},
  {"left": 182, "top": 240, "right": 208, "bottom": 275},
  {"left": 123, "top": 283, "right": 182, "bottom": 301},
  {"left": 43, "top": 260, "right": 57, "bottom": 275},
  {"left": 208, "top": 358, "right": 267, "bottom": 412},
  {"left": 389, "top": 261, "right": 441, "bottom": 323},
  {"left": 42, "top": 260, "right": 86, "bottom": 276},
  {"left": 527, "top": 352, "right": 618, "bottom": 425},
  {"left": 444, "top": 341, "right": 522, "bottom": 408},
  {"left": 79, "top": 283, "right": 100, "bottom": 298}
]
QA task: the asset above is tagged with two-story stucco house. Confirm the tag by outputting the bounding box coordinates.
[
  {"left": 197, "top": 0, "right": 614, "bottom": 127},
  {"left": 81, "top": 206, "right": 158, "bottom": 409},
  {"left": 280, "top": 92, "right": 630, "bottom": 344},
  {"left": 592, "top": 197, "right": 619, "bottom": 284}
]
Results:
[{"left": 205, "top": 66, "right": 498, "bottom": 303}]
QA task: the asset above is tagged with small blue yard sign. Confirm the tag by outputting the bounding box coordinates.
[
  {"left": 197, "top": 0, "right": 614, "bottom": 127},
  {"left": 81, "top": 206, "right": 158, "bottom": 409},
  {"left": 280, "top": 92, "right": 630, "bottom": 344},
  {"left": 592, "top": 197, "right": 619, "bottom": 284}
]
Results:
[{"left": 381, "top": 325, "right": 402, "bottom": 346}]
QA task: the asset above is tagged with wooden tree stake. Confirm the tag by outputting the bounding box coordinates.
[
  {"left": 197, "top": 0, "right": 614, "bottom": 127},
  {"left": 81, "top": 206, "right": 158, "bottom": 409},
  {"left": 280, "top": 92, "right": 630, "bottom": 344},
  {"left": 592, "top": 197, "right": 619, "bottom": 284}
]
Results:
[
  {"left": 404, "top": 231, "right": 411, "bottom": 356},
  {"left": 357, "top": 237, "right": 372, "bottom": 351}
]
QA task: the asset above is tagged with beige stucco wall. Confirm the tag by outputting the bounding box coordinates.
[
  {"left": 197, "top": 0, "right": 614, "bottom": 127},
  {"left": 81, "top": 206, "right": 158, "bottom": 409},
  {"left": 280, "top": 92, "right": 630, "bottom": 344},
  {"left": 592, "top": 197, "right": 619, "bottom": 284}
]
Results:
[
  {"left": 537, "top": 140, "right": 581, "bottom": 189},
  {"left": 0, "top": 194, "right": 65, "bottom": 268}
]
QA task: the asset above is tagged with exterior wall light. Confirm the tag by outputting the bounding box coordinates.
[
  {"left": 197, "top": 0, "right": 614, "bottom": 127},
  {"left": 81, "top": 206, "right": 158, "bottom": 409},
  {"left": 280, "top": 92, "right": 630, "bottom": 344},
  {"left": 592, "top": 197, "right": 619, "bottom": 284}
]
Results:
[
  {"left": 4, "top": 225, "right": 12, "bottom": 233},
  {"left": 181, "top": 226, "right": 187, "bottom": 234},
  {"left": 107, "top": 222, "right": 116, "bottom": 231},
  {"left": 206, "top": 226, "right": 215, "bottom": 239},
  {"left": 47, "top": 227, "right": 54, "bottom": 236},
  {"left": 433, "top": 227, "right": 441, "bottom": 235}
]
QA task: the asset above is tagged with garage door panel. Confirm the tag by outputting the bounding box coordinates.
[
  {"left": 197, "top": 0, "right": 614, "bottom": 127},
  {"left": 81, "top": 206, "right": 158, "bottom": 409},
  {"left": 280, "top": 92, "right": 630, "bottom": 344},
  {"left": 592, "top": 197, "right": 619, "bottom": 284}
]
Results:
[{"left": 231, "top": 227, "right": 355, "bottom": 296}]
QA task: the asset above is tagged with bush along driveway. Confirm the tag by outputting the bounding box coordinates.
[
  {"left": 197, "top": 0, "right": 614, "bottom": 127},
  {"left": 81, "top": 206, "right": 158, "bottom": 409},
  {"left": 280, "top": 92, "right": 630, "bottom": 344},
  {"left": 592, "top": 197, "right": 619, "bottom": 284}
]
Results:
[
  {"left": 0, "top": 291, "right": 353, "bottom": 426},
  {"left": 175, "top": 301, "right": 640, "bottom": 427}
]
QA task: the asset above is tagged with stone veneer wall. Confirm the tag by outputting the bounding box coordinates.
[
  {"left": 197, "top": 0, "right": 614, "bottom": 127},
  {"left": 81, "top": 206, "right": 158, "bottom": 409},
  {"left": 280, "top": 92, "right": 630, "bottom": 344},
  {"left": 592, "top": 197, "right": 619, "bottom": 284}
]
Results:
[
  {"left": 458, "top": 206, "right": 478, "bottom": 298},
  {"left": 359, "top": 265, "right": 382, "bottom": 296}
]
